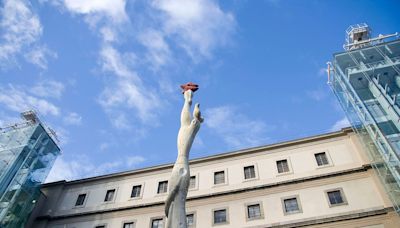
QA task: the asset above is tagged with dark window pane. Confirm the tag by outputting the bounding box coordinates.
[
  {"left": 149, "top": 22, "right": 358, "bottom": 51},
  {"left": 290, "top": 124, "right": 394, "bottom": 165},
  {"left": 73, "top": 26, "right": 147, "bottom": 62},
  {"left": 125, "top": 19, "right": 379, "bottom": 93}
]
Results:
[
  {"left": 328, "top": 190, "right": 344, "bottom": 205},
  {"left": 187, "top": 214, "right": 194, "bottom": 226},
  {"left": 277, "top": 160, "right": 289, "bottom": 173},
  {"left": 151, "top": 219, "right": 163, "bottom": 228},
  {"left": 244, "top": 166, "right": 256, "bottom": 179},
  {"left": 131, "top": 185, "right": 141, "bottom": 198},
  {"left": 189, "top": 176, "right": 196, "bottom": 189},
  {"left": 157, "top": 181, "right": 168, "bottom": 194},
  {"left": 247, "top": 204, "right": 261, "bottom": 219},
  {"left": 95, "top": 226, "right": 105, "bottom": 228},
  {"left": 284, "top": 198, "right": 299, "bottom": 213},
  {"left": 214, "top": 209, "right": 227, "bottom": 224},
  {"left": 104, "top": 189, "right": 115, "bottom": 202},
  {"left": 315, "top": 152, "right": 329, "bottom": 166},
  {"left": 75, "top": 194, "right": 86, "bottom": 206},
  {"left": 214, "top": 171, "right": 225, "bottom": 185},
  {"left": 123, "top": 222, "right": 134, "bottom": 228}
]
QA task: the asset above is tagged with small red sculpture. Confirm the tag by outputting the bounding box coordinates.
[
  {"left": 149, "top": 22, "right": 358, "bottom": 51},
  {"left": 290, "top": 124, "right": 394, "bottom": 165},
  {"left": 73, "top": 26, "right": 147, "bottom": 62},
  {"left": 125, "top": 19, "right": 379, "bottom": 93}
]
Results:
[{"left": 180, "top": 82, "right": 199, "bottom": 93}]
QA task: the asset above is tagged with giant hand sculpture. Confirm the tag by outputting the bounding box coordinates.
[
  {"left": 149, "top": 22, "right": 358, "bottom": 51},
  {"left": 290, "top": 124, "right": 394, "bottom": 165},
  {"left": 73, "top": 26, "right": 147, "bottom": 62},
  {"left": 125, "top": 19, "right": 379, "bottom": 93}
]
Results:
[{"left": 165, "top": 83, "right": 203, "bottom": 228}]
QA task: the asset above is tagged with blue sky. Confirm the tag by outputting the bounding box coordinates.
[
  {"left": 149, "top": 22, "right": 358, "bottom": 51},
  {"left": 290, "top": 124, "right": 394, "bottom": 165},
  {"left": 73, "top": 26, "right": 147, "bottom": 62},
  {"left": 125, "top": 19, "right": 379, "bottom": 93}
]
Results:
[{"left": 0, "top": 0, "right": 399, "bottom": 182}]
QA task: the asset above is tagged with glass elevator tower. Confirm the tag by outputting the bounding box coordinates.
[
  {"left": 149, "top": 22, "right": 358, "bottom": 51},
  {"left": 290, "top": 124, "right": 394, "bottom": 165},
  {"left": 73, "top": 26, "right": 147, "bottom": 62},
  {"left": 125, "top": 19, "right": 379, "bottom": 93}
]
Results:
[
  {"left": 329, "top": 23, "right": 400, "bottom": 214},
  {"left": 0, "top": 111, "right": 60, "bottom": 227}
]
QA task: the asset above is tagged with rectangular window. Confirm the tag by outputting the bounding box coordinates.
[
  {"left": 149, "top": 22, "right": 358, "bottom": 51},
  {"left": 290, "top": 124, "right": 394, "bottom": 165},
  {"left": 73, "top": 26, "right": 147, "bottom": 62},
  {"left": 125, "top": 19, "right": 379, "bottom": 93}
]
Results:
[
  {"left": 283, "top": 198, "right": 300, "bottom": 213},
  {"left": 244, "top": 165, "right": 256, "bottom": 179},
  {"left": 276, "top": 160, "right": 289, "bottom": 173},
  {"left": 247, "top": 204, "right": 261, "bottom": 219},
  {"left": 213, "top": 209, "right": 227, "bottom": 224},
  {"left": 151, "top": 218, "right": 163, "bottom": 228},
  {"left": 131, "top": 185, "right": 141, "bottom": 198},
  {"left": 189, "top": 176, "right": 196, "bottom": 189},
  {"left": 75, "top": 193, "right": 86, "bottom": 206},
  {"left": 104, "top": 189, "right": 115, "bottom": 202},
  {"left": 95, "top": 226, "right": 105, "bottom": 228},
  {"left": 214, "top": 171, "right": 225, "bottom": 185},
  {"left": 315, "top": 152, "right": 329, "bottom": 166},
  {"left": 186, "top": 213, "right": 194, "bottom": 226},
  {"left": 327, "top": 190, "right": 344, "bottom": 205},
  {"left": 123, "top": 222, "right": 134, "bottom": 228},
  {"left": 157, "top": 181, "right": 168, "bottom": 194}
]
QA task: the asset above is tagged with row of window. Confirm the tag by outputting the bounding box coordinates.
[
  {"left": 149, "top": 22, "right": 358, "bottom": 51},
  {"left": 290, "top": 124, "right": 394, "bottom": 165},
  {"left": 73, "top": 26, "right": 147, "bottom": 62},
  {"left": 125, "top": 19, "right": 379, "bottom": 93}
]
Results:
[
  {"left": 93, "top": 187, "right": 347, "bottom": 228},
  {"left": 75, "top": 152, "right": 332, "bottom": 207}
]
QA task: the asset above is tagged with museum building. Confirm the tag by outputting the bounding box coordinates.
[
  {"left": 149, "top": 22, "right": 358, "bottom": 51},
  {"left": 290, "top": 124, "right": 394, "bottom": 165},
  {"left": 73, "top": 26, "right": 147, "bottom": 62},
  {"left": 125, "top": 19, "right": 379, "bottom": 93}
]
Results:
[{"left": 27, "top": 128, "right": 400, "bottom": 228}]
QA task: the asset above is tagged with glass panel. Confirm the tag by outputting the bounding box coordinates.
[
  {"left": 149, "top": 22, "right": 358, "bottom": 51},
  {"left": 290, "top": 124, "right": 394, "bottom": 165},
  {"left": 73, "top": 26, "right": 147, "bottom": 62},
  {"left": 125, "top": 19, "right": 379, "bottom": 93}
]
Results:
[
  {"left": 315, "top": 152, "right": 329, "bottom": 166},
  {"left": 189, "top": 176, "right": 196, "bottom": 189},
  {"left": 328, "top": 190, "right": 344, "bottom": 205},
  {"left": 284, "top": 198, "right": 299, "bottom": 213},
  {"left": 244, "top": 166, "right": 255, "bottom": 179},
  {"left": 247, "top": 204, "right": 261, "bottom": 218},
  {"left": 214, "top": 209, "right": 226, "bottom": 223},
  {"left": 131, "top": 185, "right": 141, "bottom": 198},
  {"left": 214, "top": 171, "right": 225, "bottom": 184},
  {"left": 75, "top": 194, "right": 86, "bottom": 206},
  {"left": 104, "top": 189, "right": 115, "bottom": 202},
  {"left": 123, "top": 222, "right": 134, "bottom": 228},
  {"left": 157, "top": 181, "right": 168, "bottom": 194},
  {"left": 152, "top": 219, "right": 163, "bottom": 228},
  {"left": 186, "top": 214, "right": 194, "bottom": 226},
  {"left": 277, "top": 160, "right": 289, "bottom": 173}
]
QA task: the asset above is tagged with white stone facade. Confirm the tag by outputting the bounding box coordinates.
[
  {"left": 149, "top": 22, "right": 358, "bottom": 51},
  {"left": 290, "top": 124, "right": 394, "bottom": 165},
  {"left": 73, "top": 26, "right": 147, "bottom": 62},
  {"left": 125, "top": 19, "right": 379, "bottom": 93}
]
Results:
[{"left": 28, "top": 128, "right": 400, "bottom": 228}]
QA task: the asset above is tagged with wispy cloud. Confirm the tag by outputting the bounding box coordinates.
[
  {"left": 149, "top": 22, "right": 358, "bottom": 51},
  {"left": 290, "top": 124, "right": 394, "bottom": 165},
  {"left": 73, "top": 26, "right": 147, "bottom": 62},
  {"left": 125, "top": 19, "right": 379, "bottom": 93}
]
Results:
[
  {"left": 63, "top": 112, "right": 82, "bottom": 126},
  {"left": 307, "top": 88, "right": 328, "bottom": 101},
  {"left": 152, "top": 0, "right": 235, "bottom": 60},
  {"left": 46, "top": 154, "right": 146, "bottom": 182},
  {"left": 0, "top": 0, "right": 55, "bottom": 69},
  {"left": 31, "top": 80, "right": 65, "bottom": 99},
  {"left": 330, "top": 117, "right": 350, "bottom": 131},
  {"left": 204, "top": 105, "right": 271, "bottom": 149},
  {"left": 0, "top": 84, "right": 60, "bottom": 116}
]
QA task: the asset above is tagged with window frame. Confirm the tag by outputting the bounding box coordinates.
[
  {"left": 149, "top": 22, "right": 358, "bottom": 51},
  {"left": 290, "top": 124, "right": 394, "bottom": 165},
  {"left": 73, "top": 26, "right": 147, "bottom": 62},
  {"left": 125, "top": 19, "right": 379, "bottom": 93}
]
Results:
[
  {"left": 275, "top": 158, "right": 293, "bottom": 176},
  {"left": 121, "top": 220, "right": 136, "bottom": 228},
  {"left": 212, "top": 169, "right": 228, "bottom": 187},
  {"left": 314, "top": 151, "right": 333, "bottom": 168},
  {"left": 281, "top": 195, "right": 303, "bottom": 215},
  {"left": 188, "top": 174, "right": 199, "bottom": 191},
  {"left": 212, "top": 207, "right": 229, "bottom": 226},
  {"left": 94, "top": 224, "right": 107, "bottom": 228},
  {"left": 130, "top": 183, "right": 144, "bottom": 199},
  {"left": 149, "top": 216, "right": 165, "bottom": 228},
  {"left": 103, "top": 188, "right": 117, "bottom": 204},
  {"left": 73, "top": 192, "right": 88, "bottom": 208},
  {"left": 186, "top": 211, "right": 196, "bottom": 227},
  {"left": 325, "top": 187, "right": 348, "bottom": 207},
  {"left": 244, "top": 201, "right": 264, "bottom": 221},
  {"left": 157, "top": 180, "right": 169, "bottom": 195},
  {"left": 242, "top": 164, "right": 259, "bottom": 182}
]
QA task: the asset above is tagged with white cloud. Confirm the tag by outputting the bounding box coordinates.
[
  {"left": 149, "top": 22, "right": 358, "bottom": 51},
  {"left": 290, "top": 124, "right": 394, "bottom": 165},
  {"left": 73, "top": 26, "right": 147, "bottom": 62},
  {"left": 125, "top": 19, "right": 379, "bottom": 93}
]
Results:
[
  {"left": 62, "top": 0, "right": 128, "bottom": 24},
  {"left": 138, "top": 29, "right": 171, "bottom": 69},
  {"left": 24, "top": 45, "right": 57, "bottom": 69},
  {"left": 0, "top": 84, "right": 60, "bottom": 116},
  {"left": 0, "top": 0, "right": 54, "bottom": 69},
  {"left": 205, "top": 106, "right": 270, "bottom": 149},
  {"left": 46, "top": 154, "right": 146, "bottom": 182},
  {"left": 63, "top": 112, "right": 82, "bottom": 126},
  {"left": 126, "top": 156, "right": 146, "bottom": 168},
  {"left": 330, "top": 117, "right": 350, "bottom": 132},
  {"left": 152, "top": 0, "right": 235, "bottom": 59},
  {"left": 98, "top": 45, "right": 161, "bottom": 125},
  {"left": 31, "top": 80, "right": 65, "bottom": 99}
]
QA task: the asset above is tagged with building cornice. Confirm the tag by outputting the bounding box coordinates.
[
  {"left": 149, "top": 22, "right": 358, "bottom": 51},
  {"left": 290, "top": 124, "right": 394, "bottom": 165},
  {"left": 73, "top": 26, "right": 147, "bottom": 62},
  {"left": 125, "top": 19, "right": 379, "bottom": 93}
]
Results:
[
  {"left": 43, "top": 127, "right": 354, "bottom": 187},
  {"left": 37, "top": 163, "right": 371, "bottom": 221}
]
